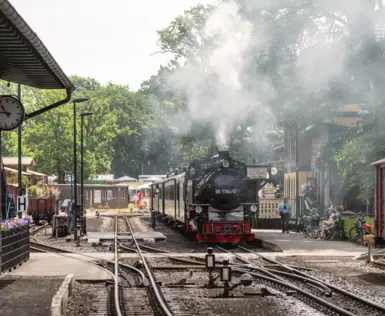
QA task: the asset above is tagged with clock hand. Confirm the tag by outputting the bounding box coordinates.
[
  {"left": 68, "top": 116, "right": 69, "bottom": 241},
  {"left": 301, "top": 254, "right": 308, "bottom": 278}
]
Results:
[{"left": 0, "top": 105, "right": 10, "bottom": 117}]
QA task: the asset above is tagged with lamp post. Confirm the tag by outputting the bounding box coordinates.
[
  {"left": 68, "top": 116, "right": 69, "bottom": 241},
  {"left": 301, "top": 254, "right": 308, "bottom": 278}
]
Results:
[
  {"left": 17, "top": 83, "right": 22, "bottom": 218},
  {"left": 80, "top": 112, "right": 93, "bottom": 235},
  {"left": 73, "top": 97, "right": 89, "bottom": 241}
]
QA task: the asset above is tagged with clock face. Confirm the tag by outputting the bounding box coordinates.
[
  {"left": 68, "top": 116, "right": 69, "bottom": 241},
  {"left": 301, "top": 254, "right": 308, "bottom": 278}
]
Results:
[{"left": 0, "top": 96, "right": 25, "bottom": 130}]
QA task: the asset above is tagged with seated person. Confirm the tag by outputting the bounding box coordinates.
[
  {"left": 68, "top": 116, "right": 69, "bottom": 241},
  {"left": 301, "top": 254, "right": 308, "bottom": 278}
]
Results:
[
  {"left": 318, "top": 206, "right": 343, "bottom": 239},
  {"left": 318, "top": 206, "right": 336, "bottom": 240}
]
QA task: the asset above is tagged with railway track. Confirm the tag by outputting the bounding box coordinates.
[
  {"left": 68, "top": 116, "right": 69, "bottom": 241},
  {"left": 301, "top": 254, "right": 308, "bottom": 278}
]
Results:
[
  {"left": 372, "top": 260, "right": 385, "bottom": 271},
  {"left": 215, "top": 245, "right": 385, "bottom": 316},
  {"left": 29, "top": 241, "right": 73, "bottom": 253},
  {"left": 123, "top": 216, "right": 174, "bottom": 316}
]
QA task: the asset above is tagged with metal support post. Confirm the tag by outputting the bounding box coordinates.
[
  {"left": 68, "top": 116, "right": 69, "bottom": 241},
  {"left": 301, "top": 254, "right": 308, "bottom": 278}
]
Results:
[
  {"left": 295, "top": 122, "right": 300, "bottom": 222},
  {"left": 368, "top": 244, "right": 374, "bottom": 263},
  {"left": 73, "top": 101, "right": 78, "bottom": 240},
  {"left": 17, "top": 84, "right": 22, "bottom": 218},
  {"left": 80, "top": 115, "right": 85, "bottom": 234},
  {"left": 80, "top": 111, "right": 92, "bottom": 235}
]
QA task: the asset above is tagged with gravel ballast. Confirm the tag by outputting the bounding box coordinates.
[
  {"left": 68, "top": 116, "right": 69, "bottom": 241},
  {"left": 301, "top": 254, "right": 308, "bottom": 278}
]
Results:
[
  {"left": 65, "top": 281, "right": 103, "bottom": 316},
  {"left": 0, "top": 276, "right": 64, "bottom": 316},
  {"left": 275, "top": 256, "right": 385, "bottom": 306},
  {"left": 155, "top": 270, "right": 326, "bottom": 315}
]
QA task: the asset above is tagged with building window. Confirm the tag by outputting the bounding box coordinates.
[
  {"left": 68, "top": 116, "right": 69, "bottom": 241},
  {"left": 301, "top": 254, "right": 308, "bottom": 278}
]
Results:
[
  {"left": 118, "top": 189, "right": 125, "bottom": 199},
  {"left": 102, "top": 190, "right": 107, "bottom": 199},
  {"left": 94, "top": 190, "right": 101, "bottom": 204}
]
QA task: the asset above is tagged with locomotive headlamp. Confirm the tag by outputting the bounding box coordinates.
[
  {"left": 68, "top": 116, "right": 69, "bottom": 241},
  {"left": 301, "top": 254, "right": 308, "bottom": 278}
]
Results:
[
  {"left": 271, "top": 167, "right": 278, "bottom": 176},
  {"left": 220, "top": 259, "right": 232, "bottom": 282},
  {"left": 250, "top": 205, "right": 258, "bottom": 213},
  {"left": 195, "top": 206, "right": 203, "bottom": 214},
  {"left": 222, "top": 160, "right": 230, "bottom": 168},
  {"left": 205, "top": 247, "right": 215, "bottom": 269}
]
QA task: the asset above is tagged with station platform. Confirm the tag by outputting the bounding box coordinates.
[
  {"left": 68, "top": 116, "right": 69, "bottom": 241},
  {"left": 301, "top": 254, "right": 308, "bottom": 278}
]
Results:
[
  {"left": 7, "top": 253, "right": 112, "bottom": 281},
  {"left": 252, "top": 229, "right": 367, "bottom": 256},
  {"left": 86, "top": 231, "right": 166, "bottom": 243},
  {"left": 0, "top": 275, "right": 65, "bottom": 316}
]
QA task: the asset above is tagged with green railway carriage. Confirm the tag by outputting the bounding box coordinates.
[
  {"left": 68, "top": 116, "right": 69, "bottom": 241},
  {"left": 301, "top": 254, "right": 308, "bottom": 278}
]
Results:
[{"left": 151, "top": 173, "right": 187, "bottom": 225}]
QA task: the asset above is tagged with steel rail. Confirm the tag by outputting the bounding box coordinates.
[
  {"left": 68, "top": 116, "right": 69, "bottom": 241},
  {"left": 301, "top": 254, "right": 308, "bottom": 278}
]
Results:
[
  {"left": 30, "top": 241, "right": 73, "bottom": 253},
  {"left": 238, "top": 245, "right": 385, "bottom": 313},
  {"left": 119, "top": 244, "right": 140, "bottom": 253},
  {"left": 29, "top": 238, "right": 146, "bottom": 285},
  {"left": 137, "top": 243, "right": 170, "bottom": 253},
  {"left": 234, "top": 267, "right": 355, "bottom": 316},
  {"left": 215, "top": 246, "right": 331, "bottom": 294},
  {"left": 215, "top": 245, "right": 287, "bottom": 283},
  {"left": 113, "top": 217, "right": 123, "bottom": 316},
  {"left": 124, "top": 217, "right": 173, "bottom": 316}
]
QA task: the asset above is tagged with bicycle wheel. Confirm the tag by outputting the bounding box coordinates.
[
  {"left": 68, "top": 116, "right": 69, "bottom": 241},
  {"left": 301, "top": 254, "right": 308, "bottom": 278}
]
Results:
[
  {"left": 309, "top": 224, "right": 319, "bottom": 239},
  {"left": 349, "top": 226, "right": 361, "bottom": 245}
]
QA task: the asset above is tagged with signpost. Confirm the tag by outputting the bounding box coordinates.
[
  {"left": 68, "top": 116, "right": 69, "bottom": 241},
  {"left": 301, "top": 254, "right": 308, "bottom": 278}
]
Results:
[
  {"left": 17, "top": 195, "right": 27, "bottom": 214},
  {"left": 247, "top": 166, "right": 269, "bottom": 179}
]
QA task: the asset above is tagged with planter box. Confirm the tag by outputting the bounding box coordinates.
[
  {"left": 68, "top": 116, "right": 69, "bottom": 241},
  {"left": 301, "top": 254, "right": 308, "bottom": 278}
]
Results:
[{"left": 1, "top": 225, "right": 30, "bottom": 272}]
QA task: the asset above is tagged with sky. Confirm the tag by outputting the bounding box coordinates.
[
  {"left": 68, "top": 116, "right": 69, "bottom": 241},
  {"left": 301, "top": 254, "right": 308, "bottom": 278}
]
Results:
[{"left": 9, "top": 0, "right": 213, "bottom": 91}]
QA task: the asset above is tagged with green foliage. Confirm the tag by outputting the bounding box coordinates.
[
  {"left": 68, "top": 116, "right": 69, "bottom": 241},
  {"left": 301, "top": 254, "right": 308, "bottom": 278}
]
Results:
[{"left": 2, "top": 0, "right": 385, "bottom": 203}]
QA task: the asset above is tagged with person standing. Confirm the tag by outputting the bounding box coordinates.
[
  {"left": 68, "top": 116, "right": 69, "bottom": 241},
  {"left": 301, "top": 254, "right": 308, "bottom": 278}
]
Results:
[{"left": 277, "top": 197, "right": 291, "bottom": 233}]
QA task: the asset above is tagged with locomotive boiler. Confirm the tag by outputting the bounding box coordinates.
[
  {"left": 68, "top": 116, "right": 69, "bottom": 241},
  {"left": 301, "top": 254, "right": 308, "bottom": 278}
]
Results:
[{"left": 150, "top": 147, "right": 280, "bottom": 244}]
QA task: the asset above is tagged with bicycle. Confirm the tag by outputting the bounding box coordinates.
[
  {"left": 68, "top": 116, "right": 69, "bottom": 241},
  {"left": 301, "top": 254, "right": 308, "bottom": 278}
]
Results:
[
  {"left": 349, "top": 213, "right": 368, "bottom": 246},
  {"left": 302, "top": 214, "right": 321, "bottom": 239}
]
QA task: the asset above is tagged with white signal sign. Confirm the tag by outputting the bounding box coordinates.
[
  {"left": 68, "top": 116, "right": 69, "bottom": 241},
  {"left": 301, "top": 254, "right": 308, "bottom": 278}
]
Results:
[
  {"left": 17, "top": 195, "right": 27, "bottom": 212},
  {"left": 247, "top": 167, "right": 268, "bottom": 179}
]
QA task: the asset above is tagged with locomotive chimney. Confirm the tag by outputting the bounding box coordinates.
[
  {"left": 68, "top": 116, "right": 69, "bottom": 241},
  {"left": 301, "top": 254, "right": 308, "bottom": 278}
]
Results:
[{"left": 218, "top": 145, "right": 230, "bottom": 160}]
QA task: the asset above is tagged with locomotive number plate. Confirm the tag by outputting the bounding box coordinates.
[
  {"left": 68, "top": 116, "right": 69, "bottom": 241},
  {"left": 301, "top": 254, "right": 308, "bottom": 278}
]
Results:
[
  {"left": 247, "top": 167, "right": 268, "bottom": 179},
  {"left": 215, "top": 189, "right": 240, "bottom": 194}
]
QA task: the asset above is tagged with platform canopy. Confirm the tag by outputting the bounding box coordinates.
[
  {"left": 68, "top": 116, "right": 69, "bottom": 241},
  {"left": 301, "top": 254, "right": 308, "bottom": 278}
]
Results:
[{"left": 0, "top": 0, "right": 75, "bottom": 118}]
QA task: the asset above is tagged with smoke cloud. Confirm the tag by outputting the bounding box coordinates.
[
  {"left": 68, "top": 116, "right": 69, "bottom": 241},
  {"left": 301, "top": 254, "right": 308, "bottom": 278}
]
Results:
[
  {"left": 167, "top": 0, "right": 264, "bottom": 148},
  {"left": 161, "top": 0, "right": 378, "bottom": 150}
]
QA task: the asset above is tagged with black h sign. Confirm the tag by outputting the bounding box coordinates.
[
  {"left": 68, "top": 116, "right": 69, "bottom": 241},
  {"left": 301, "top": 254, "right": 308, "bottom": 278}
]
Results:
[{"left": 17, "top": 196, "right": 27, "bottom": 212}]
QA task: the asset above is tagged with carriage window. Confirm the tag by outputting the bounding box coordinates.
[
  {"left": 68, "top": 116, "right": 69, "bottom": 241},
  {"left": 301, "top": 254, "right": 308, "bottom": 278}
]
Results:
[{"left": 165, "top": 183, "right": 175, "bottom": 200}]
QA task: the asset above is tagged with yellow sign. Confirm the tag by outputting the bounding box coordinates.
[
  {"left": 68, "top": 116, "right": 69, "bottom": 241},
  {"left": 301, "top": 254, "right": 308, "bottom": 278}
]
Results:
[{"left": 363, "top": 234, "right": 375, "bottom": 246}]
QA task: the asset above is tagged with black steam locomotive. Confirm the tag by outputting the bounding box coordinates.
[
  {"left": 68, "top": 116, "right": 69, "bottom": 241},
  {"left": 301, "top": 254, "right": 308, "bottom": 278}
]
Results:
[{"left": 150, "top": 147, "right": 280, "bottom": 244}]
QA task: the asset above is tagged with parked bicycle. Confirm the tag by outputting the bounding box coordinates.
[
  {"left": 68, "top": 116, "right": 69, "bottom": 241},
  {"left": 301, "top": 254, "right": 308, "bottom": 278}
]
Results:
[
  {"left": 349, "top": 213, "right": 371, "bottom": 246},
  {"left": 302, "top": 213, "right": 321, "bottom": 239}
]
